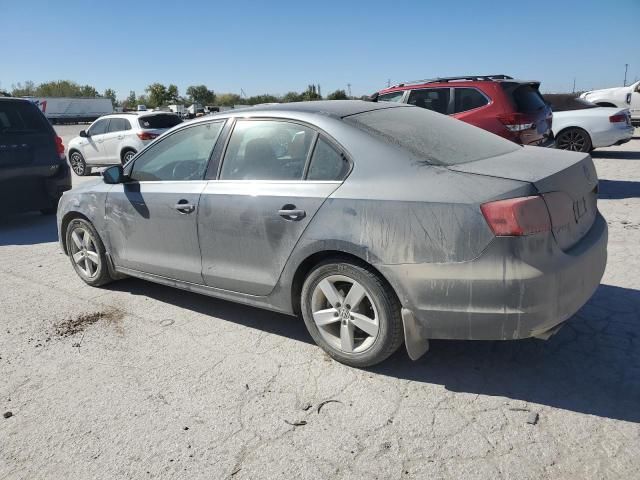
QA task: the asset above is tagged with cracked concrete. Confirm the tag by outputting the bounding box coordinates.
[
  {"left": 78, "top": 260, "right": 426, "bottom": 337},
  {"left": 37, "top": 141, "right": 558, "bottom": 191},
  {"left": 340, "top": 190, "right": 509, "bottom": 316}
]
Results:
[{"left": 0, "top": 127, "right": 639, "bottom": 479}]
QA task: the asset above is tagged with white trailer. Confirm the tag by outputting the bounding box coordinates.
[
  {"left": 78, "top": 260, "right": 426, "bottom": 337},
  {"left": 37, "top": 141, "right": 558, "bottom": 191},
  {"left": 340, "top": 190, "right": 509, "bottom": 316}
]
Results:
[{"left": 26, "top": 97, "right": 113, "bottom": 124}]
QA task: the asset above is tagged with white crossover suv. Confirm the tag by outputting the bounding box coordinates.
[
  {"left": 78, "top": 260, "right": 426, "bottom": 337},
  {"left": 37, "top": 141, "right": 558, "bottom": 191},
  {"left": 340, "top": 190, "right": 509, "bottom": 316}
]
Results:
[{"left": 67, "top": 112, "right": 182, "bottom": 176}]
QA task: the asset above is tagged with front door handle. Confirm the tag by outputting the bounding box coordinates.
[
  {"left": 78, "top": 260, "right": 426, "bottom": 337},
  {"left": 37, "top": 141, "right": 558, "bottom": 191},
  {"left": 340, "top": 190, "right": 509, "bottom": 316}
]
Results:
[
  {"left": 278, "top": 205, "right": 306, "bottom": 221},
  {"left": 175, "top": 200, "right": 196, "bottom": 214}
]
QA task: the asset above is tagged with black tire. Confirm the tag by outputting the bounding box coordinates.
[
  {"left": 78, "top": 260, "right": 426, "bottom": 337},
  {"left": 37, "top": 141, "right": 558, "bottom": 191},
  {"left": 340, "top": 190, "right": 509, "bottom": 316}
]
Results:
[
  {"left": 121, "top": 149, "right": 136, "bottom": 165},
  {"left": 556, "top": 127, "right": 592, "bottom": 153},
  {"left": 65, "top": 218, "right": 114, "bottom": 287},
  {"left": 300, "top": 259, "right": 403, "bottom": 368},
  {"left": 69, "top": 151, "right": 91, "bottom": 176}
]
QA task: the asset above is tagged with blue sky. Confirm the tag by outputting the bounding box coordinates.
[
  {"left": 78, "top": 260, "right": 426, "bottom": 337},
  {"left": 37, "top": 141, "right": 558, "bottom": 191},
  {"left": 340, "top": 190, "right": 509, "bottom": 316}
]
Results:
[{"left": 1, "top": 0, "right": 638, "bottom": 99}]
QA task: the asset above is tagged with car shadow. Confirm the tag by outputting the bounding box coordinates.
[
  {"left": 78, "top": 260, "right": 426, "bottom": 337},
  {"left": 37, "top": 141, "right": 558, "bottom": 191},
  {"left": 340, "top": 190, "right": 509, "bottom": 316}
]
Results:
[
  {"left": 598, "top": 179, "right": 640, "bottom": 199},
  {"left": 592, "top": 150, "right": 640, "bottom": 160},
  {"left": 104, "top": 277, "right": 313, "bottom": 344},
  {"left": 373, "top": 284, "right": 640, "bottom": 423},
  {"left": 107, "top": 278, "right": 639, "bottom": 423},
  {"left": 0, "top": 213, "right": 58, "bottom": 246}
]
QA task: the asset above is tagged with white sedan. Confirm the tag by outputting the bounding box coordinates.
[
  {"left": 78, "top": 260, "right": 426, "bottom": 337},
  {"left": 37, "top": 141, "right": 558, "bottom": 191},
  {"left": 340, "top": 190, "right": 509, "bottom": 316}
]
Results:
[{"left": 544, "top": 94, "right": 634, "bottom": 152}]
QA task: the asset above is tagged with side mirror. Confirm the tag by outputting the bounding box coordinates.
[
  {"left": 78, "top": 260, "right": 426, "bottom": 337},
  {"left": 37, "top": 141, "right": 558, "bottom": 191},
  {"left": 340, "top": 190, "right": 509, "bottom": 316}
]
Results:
[
  {"left": 103, "top": 165, "right": 125, "bottom": 184},
  {"left": 79, "top": 130, "right": 88, "bottom": 138}
]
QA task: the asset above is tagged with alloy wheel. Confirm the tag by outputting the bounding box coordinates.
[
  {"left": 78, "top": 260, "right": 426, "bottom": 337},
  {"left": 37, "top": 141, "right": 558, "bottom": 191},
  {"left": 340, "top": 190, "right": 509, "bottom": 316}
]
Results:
[
  {"left": 311, "top": 274, "right": 379, "bottom": 354},
  {"left": 123, "top": 151, "right": 135, "bottom": 164},
  {"left": 70, "top": 153, "right": 85, "bottom": 175},
  {"left": 69, "top": 227, "right": 100, "bottom": 278},
  {"left": 557, "top": 130, "right": 587, "bottom": 151}
]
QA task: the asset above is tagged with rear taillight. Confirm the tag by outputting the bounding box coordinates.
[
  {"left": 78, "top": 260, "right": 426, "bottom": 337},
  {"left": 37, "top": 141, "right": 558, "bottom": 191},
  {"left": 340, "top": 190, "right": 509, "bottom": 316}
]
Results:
[
  {"left": 137, "top": 131, "right": 159, "bottom": 141},
  {"left": 55, "top": 136, "right": 65, "bottom": 160},
  {"left": 609, "top": 113, "right": 627, "bottom": 123},
  {"left": 481, "top": 196, "right": 551, "bottom": 236},
  {"left": 497, "top": 113, "right": 535, "bottom": 132}
]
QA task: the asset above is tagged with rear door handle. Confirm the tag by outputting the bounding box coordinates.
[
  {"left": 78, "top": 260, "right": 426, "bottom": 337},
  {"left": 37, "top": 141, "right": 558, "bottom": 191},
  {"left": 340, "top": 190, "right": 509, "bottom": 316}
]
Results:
[
  {"left": 278, "top": 206, "right": 306, "bottom": 221},
  {"left": 175, "top": 200, "right": 196, "bottom": 214}
]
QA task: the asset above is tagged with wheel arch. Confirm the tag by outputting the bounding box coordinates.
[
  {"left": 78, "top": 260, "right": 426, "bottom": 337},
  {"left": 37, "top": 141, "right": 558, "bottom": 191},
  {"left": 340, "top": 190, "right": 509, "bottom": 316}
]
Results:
[
  {"left": 555, "top": 125, "right": 592, "bottom": 146},
  {"left": 60, "top": 211, "right": 93, "bottom": 255},
  {"left": 289, "top": 249, "right": 398, "bottom": 316}
]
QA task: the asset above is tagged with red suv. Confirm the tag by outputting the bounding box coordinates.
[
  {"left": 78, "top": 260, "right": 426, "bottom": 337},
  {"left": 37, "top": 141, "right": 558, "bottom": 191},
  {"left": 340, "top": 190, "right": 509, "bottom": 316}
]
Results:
[{"left": 373, "top": 75, "right": 554, "bottom": 147}]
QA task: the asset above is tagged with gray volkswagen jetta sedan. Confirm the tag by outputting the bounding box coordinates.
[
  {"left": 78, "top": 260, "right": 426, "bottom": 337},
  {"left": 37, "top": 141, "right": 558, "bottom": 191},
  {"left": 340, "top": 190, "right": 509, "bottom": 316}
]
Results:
[{"left": 57, "top": 101, "right": 607, "bottom": 367}]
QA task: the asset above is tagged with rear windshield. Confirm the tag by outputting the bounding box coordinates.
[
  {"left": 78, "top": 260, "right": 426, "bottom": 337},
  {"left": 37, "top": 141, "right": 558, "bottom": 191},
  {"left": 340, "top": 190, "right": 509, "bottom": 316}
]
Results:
[
  {"left": 138, "top": 114, "right": 182, "bottom": 129},
  {"left": 0, "top": 101, "right": 50, "bottom": 134},
  {"left": 511, "top": 85, "right": 546, "bottom": 112},
  {"left": 544, "top": 94, "right": 597, "bottom": 112},
  {"left": 344, "top": 106, "right": 519, "bottom": 166}
]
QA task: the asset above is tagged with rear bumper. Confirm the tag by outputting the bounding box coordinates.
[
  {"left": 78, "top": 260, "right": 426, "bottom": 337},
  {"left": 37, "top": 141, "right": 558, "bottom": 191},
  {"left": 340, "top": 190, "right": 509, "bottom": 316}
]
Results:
[
  {"left": 379, "top": 213, "right": 607, "bottom": 341},
  {"left": 591, "top": 125, "right": 634, "bottom": 148},
  {"left": 0, "top": 161, "right": 71, "bottom": 214}
]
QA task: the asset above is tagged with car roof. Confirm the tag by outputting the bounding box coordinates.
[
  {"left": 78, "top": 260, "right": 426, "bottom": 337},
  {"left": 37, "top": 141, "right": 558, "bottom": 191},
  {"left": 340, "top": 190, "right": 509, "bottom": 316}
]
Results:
[
  {"left": 202, "top": 100, "right": 408, "bottom": 121},
  {"left": 378, "top": 75, "right": 540, "bottom": 94}
]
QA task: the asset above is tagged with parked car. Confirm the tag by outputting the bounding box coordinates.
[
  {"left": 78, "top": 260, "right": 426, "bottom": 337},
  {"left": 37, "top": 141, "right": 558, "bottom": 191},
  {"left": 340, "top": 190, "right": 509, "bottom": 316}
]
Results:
[
  {"left": 57, "top": 101, "right": 606, "bottom": 367},
  {"left": 0, "top": 97, "right": 71, "bottom": 215},
  {"left": 67, "top": 112, "right": 182, "bottom": 175},
  {"left": 544, "top": 94, "right": 634, "bottom": 152},
  {"left": 580, "top": 80, "right": 640, "bottom": 126},
  {"left": 372, "top": 75, "right": 554, "bottom": 147}
]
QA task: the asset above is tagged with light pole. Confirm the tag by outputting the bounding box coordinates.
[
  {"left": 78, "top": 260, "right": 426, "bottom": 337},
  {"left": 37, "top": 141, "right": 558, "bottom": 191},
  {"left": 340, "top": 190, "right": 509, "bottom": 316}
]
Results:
[{"left": 624, "top": 64, "right": 629, "bottom": 86}]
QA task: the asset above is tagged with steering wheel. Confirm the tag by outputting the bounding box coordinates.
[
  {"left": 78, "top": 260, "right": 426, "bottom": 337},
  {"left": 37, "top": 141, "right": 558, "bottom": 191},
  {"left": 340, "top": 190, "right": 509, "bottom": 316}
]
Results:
[{"left": 172, "top": 160, "right": 200, "bottom": 180}]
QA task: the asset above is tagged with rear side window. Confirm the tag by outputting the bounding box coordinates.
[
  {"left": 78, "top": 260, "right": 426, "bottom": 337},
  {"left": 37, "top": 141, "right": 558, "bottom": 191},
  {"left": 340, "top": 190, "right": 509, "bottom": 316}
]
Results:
[
  {"left": 139, "top": 114, "right": 182, "bottom": 129},
  {"left": 407, "top": 88, "right": 450, "bottom": 115},
  {"left": 0, "top": 101, "right": 50, "bottom": 133},
  {"left": 88, "top": 119, "right": 109, "bottom": 136},
  {"left": 512, "top": 85, "right": 546, "bottom": 112},
  {"left": 454, "top": 88, "right": 489, "bottom": 113},
  {"left": 220, "top": 120, "right": 315, "bottom": 181},
  {"left": 307, "top": 138, "right": 350, "bottom": 181},
  {"left": 107, "top": 118, "right": 131, "bottom": 133},
  {"left": 377, "top": 91, "right": 404, "bottom": 103},
  {"left": 344, "top": 106, "right": 519, "bottom": 166}
]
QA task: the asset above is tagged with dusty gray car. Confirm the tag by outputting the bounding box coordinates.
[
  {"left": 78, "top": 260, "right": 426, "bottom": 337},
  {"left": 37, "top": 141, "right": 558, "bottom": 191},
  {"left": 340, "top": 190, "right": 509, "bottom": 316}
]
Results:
[{"left": 57, "top": 101, "right": 607, "bottom": 367}]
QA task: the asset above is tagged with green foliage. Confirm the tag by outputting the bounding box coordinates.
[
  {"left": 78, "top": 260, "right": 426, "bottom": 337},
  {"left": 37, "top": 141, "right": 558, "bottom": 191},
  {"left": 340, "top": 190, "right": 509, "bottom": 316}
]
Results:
[
  {"left": 104, "top": 88, "right": 117, "bottom": 106},
  {"left": 217, "top": 93, "right": 242, "bottom": 106},
  {"left": 11, "top": 80, "right": 99, "bottom": 98},
  {"left": 246, "top": 94, "right": 279, "bottom": 105},
  {"left": 281, "top": 91, "right": 302, "bottom": 103},
  {"left": 122, "top": 90, "right": 137, "bottom": 109},
  {"left": 327, "top": 89, "right": 348, "bottom": 100},
  {"left": 300, "top": 84, "right": 322, "bottom": 101},
  {"left": 145, "top": 83, "right": 168, "bottom": 108},
  {"left": 11, "top": 81, "right": 36, "bottom": 97},
  {"left": 186, "top": 85, "right": 216, "bottom": 105}
]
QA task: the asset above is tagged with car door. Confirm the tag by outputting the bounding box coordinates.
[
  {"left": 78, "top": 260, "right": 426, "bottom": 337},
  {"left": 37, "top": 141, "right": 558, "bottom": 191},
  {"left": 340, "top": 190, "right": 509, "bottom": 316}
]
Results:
[
  {"left": 198, "top": 119, "right": 350, "bottom": 295},
  {"left": 407, "top": 88, "right": 453, "bottom": 115},
  {"left": 104, "top": 120, "right": 226, "bottom": 283},
  {"left": 102, "top": 117, "right": 131, "bottom": 163},
  {"left": 82, "top": 118, "right": 110, "bottom": 165},
  {"left": 630, "top": 82, "right": 640, "bottom": 120}
]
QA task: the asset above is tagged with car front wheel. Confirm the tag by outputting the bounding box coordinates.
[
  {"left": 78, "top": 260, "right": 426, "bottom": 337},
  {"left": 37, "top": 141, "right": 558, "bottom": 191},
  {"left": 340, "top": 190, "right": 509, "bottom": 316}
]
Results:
[
  {"left": 69, "top": 151, "right": 90, "bottom": 176},
  {"left": 556, "top": 128, "right": 592, "bottom": 152},
  {"left": 65, "top": 218, "right": 113, "bottom": 287},
  {"left": 300, "top": 259, "right": 403, "bottom": 367}
]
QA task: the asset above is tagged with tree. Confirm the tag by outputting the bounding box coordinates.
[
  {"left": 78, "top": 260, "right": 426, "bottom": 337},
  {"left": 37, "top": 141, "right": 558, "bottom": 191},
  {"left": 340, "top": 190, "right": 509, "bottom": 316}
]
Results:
[
  {"left": 246, "top": 94, "right": 279, "bottom": 105},
  {"left": 122, "top": 90, "right": 137, "bottom": 109},
  {"left": 216, "top": 93, "right": 242, "bottom": 106},
  {"left": 186, "top": 84, "right": 216, "bottom": 105},
  {"left": 145, "top": 83, "right": 168, "bottom": 108},
  {"left": 167, "top": 84, "right": 179, "bottom": 104},
  {"left": 301, "top": 84, "right": 322, "bottom": 101},
  {"left": 281, "top": 91, "right": 302, "bottom": 103},
  {"left": 79, "top": 84, "right": 98, "bottom": 97},
  {"left": 327, "top": 89, "right": 348, "bottom": 100},
  {"left": 104, "top": 88, "right": 117, "bottom": 106},
  {"left": 11, "top": 81, "right": 36, "bottom": 97}
]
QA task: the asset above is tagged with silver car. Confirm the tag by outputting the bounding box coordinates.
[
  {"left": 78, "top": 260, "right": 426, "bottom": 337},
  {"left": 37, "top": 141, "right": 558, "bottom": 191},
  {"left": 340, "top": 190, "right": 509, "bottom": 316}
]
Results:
[{"left": 57, "top": 101, "right": 607, "bottom": 367}]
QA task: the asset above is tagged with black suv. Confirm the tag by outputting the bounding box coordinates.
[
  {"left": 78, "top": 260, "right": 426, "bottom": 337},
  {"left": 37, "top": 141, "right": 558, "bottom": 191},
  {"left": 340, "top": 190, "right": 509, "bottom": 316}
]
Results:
[{"left": 0, "top": 98, "right": 71, "bottom": 215}]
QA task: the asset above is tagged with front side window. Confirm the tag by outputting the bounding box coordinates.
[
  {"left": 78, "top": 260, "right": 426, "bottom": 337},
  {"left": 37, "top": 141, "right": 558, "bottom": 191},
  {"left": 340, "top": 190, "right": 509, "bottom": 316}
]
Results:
[
  {"left": 407, "top": 88, "right": 450, "bottom": 115},
  {"left": 130, "top": 122, "right": 224, "bottom": 181},
  {"left": 220, "top": 120, "right": 315, "bottom": 180},
  {"left": 88, "top": 119, "right": 109, "bottom": 136},
  {"left": 378, "top": 91, "right": 405, "bottom": 103},
  {"left": 307, "top": 138, "right": 350, "bottom": 181},
  {"left": 107, "top": 118, "right": 131, "bottom": 133},
  {"left": 453, "top": 88, "right": 489, "bottom": 113}
]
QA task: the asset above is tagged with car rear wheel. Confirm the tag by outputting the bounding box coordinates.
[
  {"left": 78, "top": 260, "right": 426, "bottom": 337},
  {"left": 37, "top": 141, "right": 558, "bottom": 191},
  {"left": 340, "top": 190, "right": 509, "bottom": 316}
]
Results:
[
  {"left": 121, "top": 149, "right": 136, "bottom": 165},
  {"left": 70, "top": 151, "right": 90, "bottom": 176},
  {"left": 65, "top": 218, "right": 113, "bottom": 287},
  {"left": 556, "top": 128, "right": 592, "bottom": 153},
  {"left": 300, "top": 260, "right": 403, "bottom": 367}
]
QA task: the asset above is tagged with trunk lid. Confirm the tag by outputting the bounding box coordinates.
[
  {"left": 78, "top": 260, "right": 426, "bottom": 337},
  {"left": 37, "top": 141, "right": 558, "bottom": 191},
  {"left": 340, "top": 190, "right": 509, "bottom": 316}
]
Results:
[{"left": 449, "top": 146, "right": 598, "bottom": 250}]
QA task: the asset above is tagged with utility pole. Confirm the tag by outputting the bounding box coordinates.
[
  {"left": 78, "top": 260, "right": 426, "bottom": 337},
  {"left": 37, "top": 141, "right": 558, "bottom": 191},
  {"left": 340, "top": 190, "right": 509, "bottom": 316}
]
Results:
[
  {"left": 347, "top": 83, "right": 352, "bottom": 97},
  {"left": 624, "top": 64, "right": 629, "bottom": 86},
  {"left": 387, "top": 79, "right": 391, "bottom": 88},
  {"left": 572, "top": 78, "right": 576, "bottom": 93}
]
